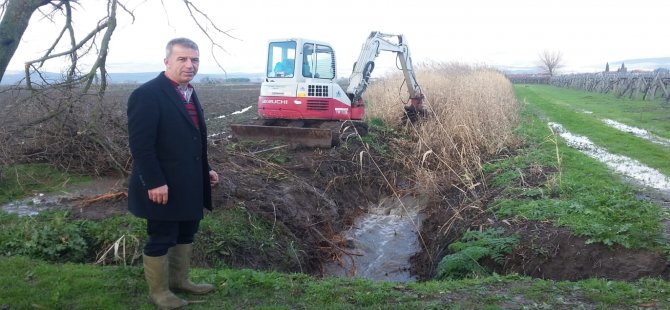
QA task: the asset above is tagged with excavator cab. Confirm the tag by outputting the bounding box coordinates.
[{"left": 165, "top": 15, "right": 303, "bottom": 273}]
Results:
[{"left": 257, "top": 38, "right": 361, "bottom": 122}]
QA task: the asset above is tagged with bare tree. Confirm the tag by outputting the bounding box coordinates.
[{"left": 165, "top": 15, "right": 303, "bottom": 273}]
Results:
[
  {"left": 0, "top": 0, "right": 236, "bottom": 176},
  {"left": 0, "top": 0, "right": 46, "bottom": 82},
  {"left": 537, "top": 50, "right": 563, "bottom": 77},
  {"left": 0, "top": 0, "right": 235, "bottom": 93}
]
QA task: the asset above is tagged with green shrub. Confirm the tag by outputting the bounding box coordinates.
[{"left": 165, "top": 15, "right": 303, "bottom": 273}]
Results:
[
  {"left": 436, "top": 228, "right": 518, "bottom": 279},
  {"left": 0, "top": 211, "right": 146, "bottom": 264},
  {"left": 79, "top": 214, "right": 146, "bottom": 264},
  {"left": 0, "top": 211, "right": 88, "bottom": 262}
]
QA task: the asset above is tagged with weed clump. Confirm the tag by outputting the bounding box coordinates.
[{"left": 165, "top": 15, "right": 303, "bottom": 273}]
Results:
[
  {"left": 436, "top": 228, "right": 518, "bottom": 279},
  {"left": 0, "top": 211, "right": 145, "bottom": 264}
]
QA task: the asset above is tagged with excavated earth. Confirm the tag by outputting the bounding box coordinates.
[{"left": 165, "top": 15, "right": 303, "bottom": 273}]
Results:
[
  {"left": 11, "top": 83, "right": 670, "bottom": 282},
  {"left": 64, "top": 134, "right": 670, "bottom": 282}
]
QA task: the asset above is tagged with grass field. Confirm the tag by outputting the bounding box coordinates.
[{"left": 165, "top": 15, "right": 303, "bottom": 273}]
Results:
[
  {"left": 3, "top": 255, "right": 670, "bottom": 309},
  {"left": 514, "top": 85, "right": 670, "bottom": 176},
  {"left": 494, "top": 85, "right": 669, "bottom": 251}
]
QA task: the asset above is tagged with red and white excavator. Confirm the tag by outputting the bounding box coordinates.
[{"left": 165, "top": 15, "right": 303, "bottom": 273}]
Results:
[{"left": 230, "top": 31, "right": 424, "bottom": 147}]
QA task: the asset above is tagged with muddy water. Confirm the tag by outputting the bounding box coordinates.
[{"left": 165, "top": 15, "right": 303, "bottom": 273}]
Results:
[
  {"left": 1, "top": 177, "right": 125, "bottom": 217},
  {"left": 549, "top": 122, "right": 670, "bottom": 193},
  {"left": 324, "top": 195, "right": 428, "bottom": 282},
  {"left": 1, "top": 193, "right": 60, "bottom": 216}
]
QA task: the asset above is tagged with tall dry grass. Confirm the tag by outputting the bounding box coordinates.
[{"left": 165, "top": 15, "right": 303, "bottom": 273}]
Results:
[{"left": 364, "top": 62, "right": 520, "bottom": 196}]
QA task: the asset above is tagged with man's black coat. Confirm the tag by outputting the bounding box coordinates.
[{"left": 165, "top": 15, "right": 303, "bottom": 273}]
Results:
[{"left": 127, "top": 72, "right": 212, "bottom": 221}]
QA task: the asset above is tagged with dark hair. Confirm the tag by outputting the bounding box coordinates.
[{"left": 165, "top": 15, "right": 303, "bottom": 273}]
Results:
[{"left": 165, "top": 38, "right": 199, "bottom": 58}]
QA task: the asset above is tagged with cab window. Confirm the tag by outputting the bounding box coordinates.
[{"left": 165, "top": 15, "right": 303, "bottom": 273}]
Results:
[
  {"left": 302, "top": 43, "right": 335, "bottom": 79},
  {"left": 267, "top": 41, "right": 296, "bottom": 78}
]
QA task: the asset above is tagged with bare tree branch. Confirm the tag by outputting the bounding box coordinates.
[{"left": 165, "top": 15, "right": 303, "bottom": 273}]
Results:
[
  {"left": 537, "top": 50, "right": 563, "bottom": 77},
  {"left": 182, "top": 0, "right": 240, "bottom": 75},
  {"left": 82, "top": 0, "right": 117, "bottom": 93},
  {"left": 1, "top": 0, "right": 233, "bottom": 93},
  {"left": 116, "top": 0, "right": 135, "bottom": 23}
]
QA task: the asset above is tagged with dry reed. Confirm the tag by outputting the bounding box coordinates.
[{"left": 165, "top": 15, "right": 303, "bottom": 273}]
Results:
[{"left": 364, "top": 62, "right": 520, "bottom": 197}]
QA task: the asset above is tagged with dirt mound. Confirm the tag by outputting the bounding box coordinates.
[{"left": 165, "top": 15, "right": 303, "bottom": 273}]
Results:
[
  {"left": 503, "top": 221, "right": 670, "bottom": 281},
  {"left": 206, "top": 139, "right": 394, "bottom": 273}
]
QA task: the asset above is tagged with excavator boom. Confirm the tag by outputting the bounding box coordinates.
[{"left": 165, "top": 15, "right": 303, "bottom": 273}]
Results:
[{"left": 348, "top": 32, "right": 423, "bottom": 109}]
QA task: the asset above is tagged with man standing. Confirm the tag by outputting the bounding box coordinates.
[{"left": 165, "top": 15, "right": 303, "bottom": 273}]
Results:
[{"left": 127, "top": 37, "right": 218, "bottom": 309}]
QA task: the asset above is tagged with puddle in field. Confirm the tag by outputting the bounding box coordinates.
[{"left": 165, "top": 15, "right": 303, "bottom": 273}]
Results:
[
  {"left": 1, "top": 193, "right": 60, "bottom": 216},
  {"left": 208, "top": 105, "right": 254, "bottom": 138},
  {"left": 208, "top": 132, "right": 226, "bottom": 138},
  {"left": 213, "top": 105, "right": 253, "bottom": 119},
  {"left": 601, "top": 119, "right": 670, "bottom": 148},
  {"left": 549, "top": 122, "right": 670, "bottom": 193},
  {"left": 231, "top": 105, "right": 253, "bottom": 115},
  {"left": 324, "top": 195, "right": 428, "bottom": 282},
  {"left": 1, "top": 177, "right": 125, "bottom": 217}
]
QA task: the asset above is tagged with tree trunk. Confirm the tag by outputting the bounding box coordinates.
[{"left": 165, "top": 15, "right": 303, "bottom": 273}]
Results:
[{"left": 0, "top": 0, "right": 49, "bottom": 83}]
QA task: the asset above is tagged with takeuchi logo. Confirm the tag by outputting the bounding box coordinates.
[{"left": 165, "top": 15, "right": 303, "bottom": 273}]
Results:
[{"left": 262, "top": 99, "right": 289, "bottom": 104}]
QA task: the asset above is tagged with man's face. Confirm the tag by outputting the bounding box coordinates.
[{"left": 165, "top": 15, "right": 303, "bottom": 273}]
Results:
[{"left": 164, "top": 45, "right": 199, "bottom": 84}]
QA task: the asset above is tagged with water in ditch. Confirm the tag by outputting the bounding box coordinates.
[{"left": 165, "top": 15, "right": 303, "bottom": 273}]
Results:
[{"left": 324, "top": 194, "right": 428, "bottom": 282}]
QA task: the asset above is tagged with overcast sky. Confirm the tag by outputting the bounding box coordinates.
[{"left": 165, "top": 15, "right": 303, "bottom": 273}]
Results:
[{"left": 6, "top": 0, "right": 668, "bottom": 76}]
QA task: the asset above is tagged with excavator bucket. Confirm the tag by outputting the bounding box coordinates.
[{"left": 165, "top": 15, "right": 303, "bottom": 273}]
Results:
[{"left": 230, "top": 124, "right": 335, "bottom": 148}]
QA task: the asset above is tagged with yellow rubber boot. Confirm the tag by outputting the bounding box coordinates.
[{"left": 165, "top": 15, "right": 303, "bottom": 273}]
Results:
[
  {"left": 143, "top": 254, "right": 188, "bottom": 310},
  {"left": 168, "top": 243, "right": 215, "bottom": 295}
]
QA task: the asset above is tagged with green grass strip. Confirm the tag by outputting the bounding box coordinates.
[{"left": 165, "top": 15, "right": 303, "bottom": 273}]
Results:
[
  {"left": 2, "top": 256, "right": 670, "bottom": 309},
  {"left": 514, "top": 85, "right": 670, "bottom": 177},
  {"left": 516, "top": 85, "right": 670, "bottom": 139},
  {"left": 486, "top": 89, "right": 666, "bottom": 249}
]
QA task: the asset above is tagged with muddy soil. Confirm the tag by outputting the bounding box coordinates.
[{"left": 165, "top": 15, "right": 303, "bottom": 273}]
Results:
[{"left": 6, "top": 83, "right": 669, "bottom": 282}]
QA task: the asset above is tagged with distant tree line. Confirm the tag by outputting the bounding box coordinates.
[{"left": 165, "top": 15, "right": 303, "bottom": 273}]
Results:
[
  {"left": 199, "top": 76, "right": 251, "bottom": 84},
  {"left": 506, "top": 74, "right": 550, "bottom": 84}
]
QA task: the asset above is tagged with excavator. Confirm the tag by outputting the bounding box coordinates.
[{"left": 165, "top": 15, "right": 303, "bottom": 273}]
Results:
[{"left": 230, "top": 31, "right": 425, "bottom": 147}]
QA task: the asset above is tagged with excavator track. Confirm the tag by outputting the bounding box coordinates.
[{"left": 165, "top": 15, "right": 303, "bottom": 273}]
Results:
[{"left": 229, "top": 120, "right": 368, "bottom": 148}]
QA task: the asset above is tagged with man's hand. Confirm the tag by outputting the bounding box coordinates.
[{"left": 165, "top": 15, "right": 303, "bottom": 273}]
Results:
[
  {"left": 209, "top": 170, "right": 219, "bottom": 187},
  {"left": 148, "top": 185, "right": 168, "bottom": 205}
]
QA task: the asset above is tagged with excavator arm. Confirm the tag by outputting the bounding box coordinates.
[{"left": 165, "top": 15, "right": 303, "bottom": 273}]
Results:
[{"left": 347, "top": 31, "right": 424, "bottom": 111}]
